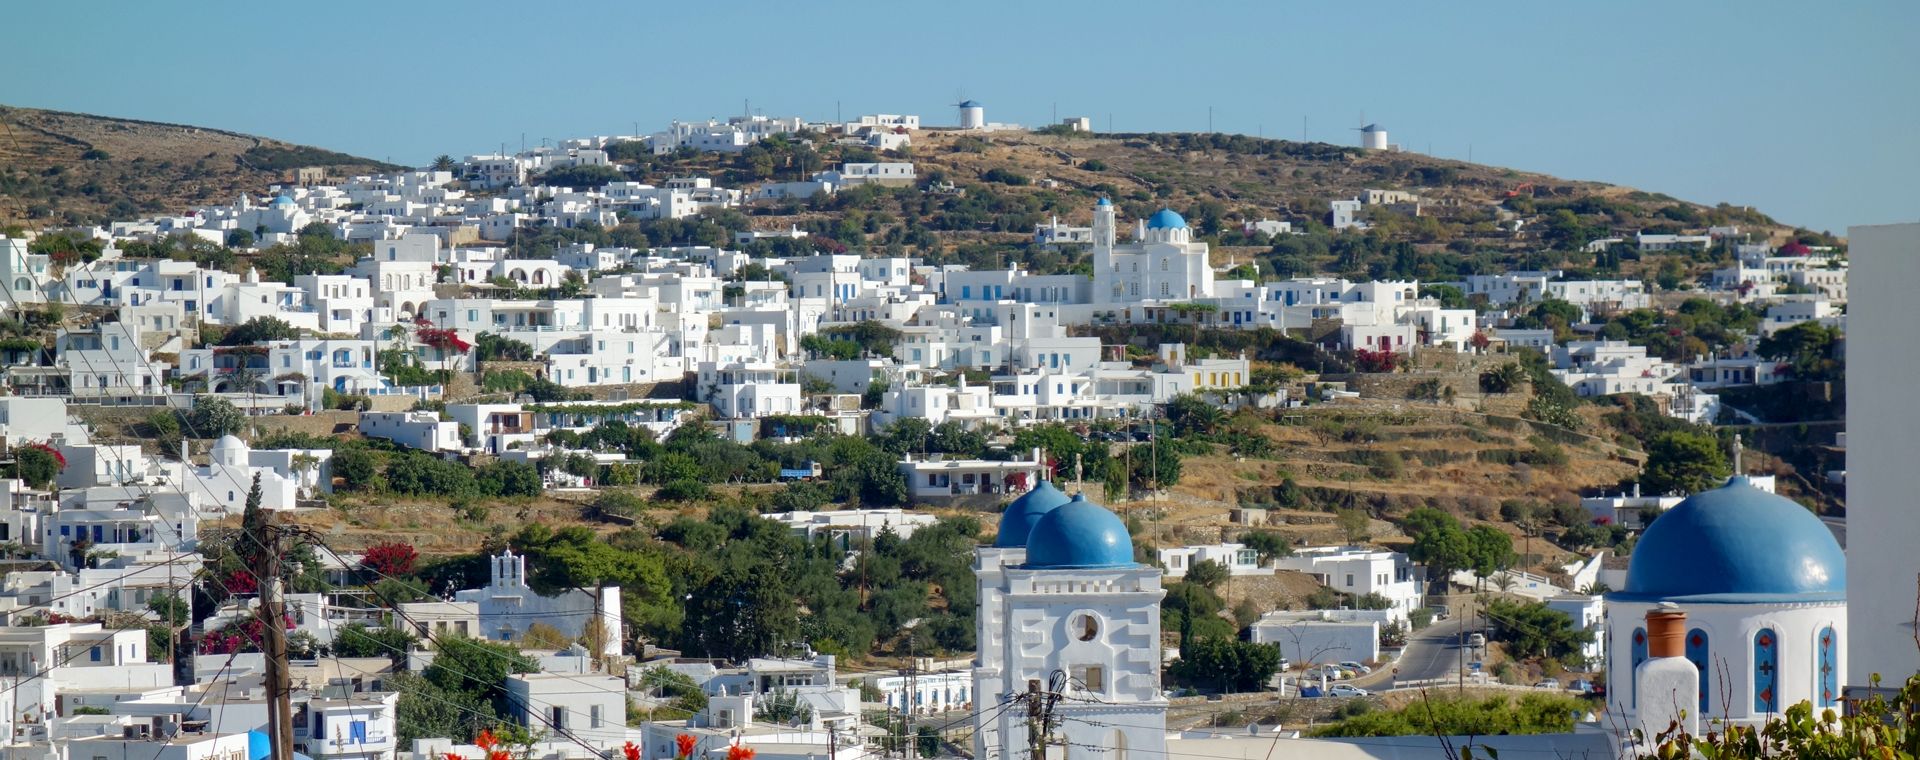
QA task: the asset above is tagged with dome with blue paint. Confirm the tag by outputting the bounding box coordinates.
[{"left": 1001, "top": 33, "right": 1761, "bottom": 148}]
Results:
[
  {"left": 994, "top": 480, "right": 1071, "bottom": 548},
  {"left": 271, "top": 194, "right": 297, "bottom": 207},
  {"left": 1616, "top": 476, "right": 1844, "bottom": 603},
  {"left": 1145, "top": 208, "right": 1187, "bottom": 230},
  {"left": 1024, "top": 494, "right": 1136, "bottom": 569},
  {"left": 1096, "top": 197, "right": 1111, "bottom": 207}
]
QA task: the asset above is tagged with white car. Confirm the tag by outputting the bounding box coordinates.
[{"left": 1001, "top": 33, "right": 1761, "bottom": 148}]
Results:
[
  {"left": 1337, "top": 660, "right": 1373, "bottom": 675},
  {"left": 1315, "top": 664, "right": 1353, "bottom": 680},
  {"left": 1534, "top": 679, "right": 1561, "bottom": 690},
  {"left": 1329, "top": 685, "right": 1371, "bottom": 697}
]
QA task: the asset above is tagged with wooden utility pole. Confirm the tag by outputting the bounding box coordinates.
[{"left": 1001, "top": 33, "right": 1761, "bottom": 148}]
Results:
[
  {"left": 245, "top": 475, "right": 294, "bottom": 760},
  {"left": 1025, "top": 680, "right": 1044, "bottom": 760}
]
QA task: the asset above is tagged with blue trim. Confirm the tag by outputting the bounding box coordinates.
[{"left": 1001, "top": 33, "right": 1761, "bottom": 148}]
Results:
[
  {"left": 1685, "top": 629, "right": 1710, "bottom": 715},
  {"left": 1753, "top": 628, "right": 1779, "bottom": 713},
  {"left": 1607, "top": 591, "right": 1846, "bottom": 604}
]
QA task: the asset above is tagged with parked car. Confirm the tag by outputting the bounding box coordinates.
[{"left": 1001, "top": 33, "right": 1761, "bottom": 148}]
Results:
[
  {"left": 1315, "top": 664, "right": 1353, "bottom": 680},
  {"left": 1468, "top": 633, "right": 1486, "bottom": 648},
  {"left": 1277, "top": 658, "right": 1292, "bottom": 672},
  {"left": 1329, "top": 685, "right": 1372, "bottom": 697},
  {"left": 1534, "top": 679, "right": 1561, "bottom": 690},
  {"left": 1337, "top": 660, "right": 1373, "bottom": 675},
  {"left": 1431, "top": 605, "right": 1450, "bottom": 620},
  {"left": 1567, "top": 679, "right": 1596, "bottom": 694}
]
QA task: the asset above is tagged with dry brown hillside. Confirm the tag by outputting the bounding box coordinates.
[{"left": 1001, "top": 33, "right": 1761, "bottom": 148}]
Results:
[{"left": 0, "top": 105, "right": 398, "bottom": 226}]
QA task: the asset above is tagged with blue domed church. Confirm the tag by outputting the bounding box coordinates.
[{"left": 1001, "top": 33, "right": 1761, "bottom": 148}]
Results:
[
  {"left": 974, "top": 484, "right": 1167, "bottom": 760},
  {"left": 1090, "top": 199, "right": 1216, "bottom": 306},
  {"left": 1606, "top": 474, "right": 1846, "bottom": 734}
]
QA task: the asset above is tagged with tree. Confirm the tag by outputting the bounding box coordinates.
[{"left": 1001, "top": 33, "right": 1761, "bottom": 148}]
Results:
[
  {"left": 1482, "top": 598, "right": 1593, "bottom": 662},
  {"left": 1465, "top": 525, "right": 1515, "bottom": 582},
  {"left": 10, "top": 444, "right": 62, "bottom": 489},
  {"left": 1756, "top": 321, "right": 1844, "bottom": 382},
  {"left": 1167, "top": 394, "right": 1227, "bottom": 438},
  {"left": 1640, "top": 429, "right": 1730, "bottom": 495},
  {"left": 1335, "top": 509, "right": 1371, "bottom": 544},
  {"left": 1170, "top": 636, "right": 1282, "bottom": 692},
  {"left": 331, "top": 445, "right": 378, "bottom": 492},
  {"left": 1404, "top": 508, "right": 1471, "bottom": 587},
  {"left": 332, "top": 623, "right": 418, "bottom": 664},
  {"left": 188, "top": 396, "right": 246, "bottom": 437},
  {"left": 1184, "top": 559, "right": 1230, "bottom": 591},
  {"left": 1479, "top": 363, "right": 1525, "bottom": 394},
  {"left": 1239, "top": 531, "right": 1292, "bottom": 563},
  {"left": 220, "top": 316, "right": 300, "bottom": 346},
  {"left": 431, "top": 155, "right": 457, "bottom": 172},
  {"left": 362, "top": 542, "right": 418, "bottom": 577},
  {"left": 477, "top": 460, "right": 542, "bottom": 498}
]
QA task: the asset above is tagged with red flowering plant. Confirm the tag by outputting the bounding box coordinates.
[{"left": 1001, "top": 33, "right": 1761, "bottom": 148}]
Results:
[
  {"left": 361, "top": 541, "right": 417, "bottom": 577},
  {"left": 21, "top": 442, "right": 66, "bottom": 469},
  {"left": 622, "top": 743, "right": 642, "bottom": 760},
  {"left": 1352, "top": 348, "right": 1399, "bottom": 373},
  {"left": 726, "top": 744, "right": 754, "bottom": 760},
  {"left": 675, "top": 734, "right": 697, "bottom": 760},
  {"left": 417, "top": 327, "right": 472, "bottom": 354},
  {"left": 474, "top": 729, "right": 512, "bottom": 760}
]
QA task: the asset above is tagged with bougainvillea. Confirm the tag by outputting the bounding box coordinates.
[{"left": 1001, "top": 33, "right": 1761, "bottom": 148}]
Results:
[
  {"left": 361, "top": 541, "right": 418, "bottom": 577},
  {"left": 726, "top": 745, "right": 754, "bottom": 760},
  {"left": 417, "top": 327, "right": 472, "bottom": 354},
  {"left": 21, "top": 442, "right": 66, "bottom": 469},
  {"left": 675, "top": 734, "right": 697, "bottom": 760},
  {"left": 1352, "top": 348, "right": 1399, "bottom": 373},
  {"left": 474, "top": 729, "right": 511, "bottom": 760},
  {"left": 623, "top": 743, "right": 642, "bottom": 760}
]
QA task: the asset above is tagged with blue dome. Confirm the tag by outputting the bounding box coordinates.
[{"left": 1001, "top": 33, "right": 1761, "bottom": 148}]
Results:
[
  {"left": 994, "top": 481, "right": 1070, "bottom": 548},
  {"left": 1096, "top": 197, "right": 1112, "bottom": 207},
  {"left": 1615, "top": 476, "right": 1844, "bottom": 604},
  {"left": 1146, "top": 208, "right": 1187, "bottom": 230},
  {"left": 271, "top": 194, "right": 296, "bottom": 207},
  {"left": 1024, "top": 494, "right": 1136, "bottom": 569}
]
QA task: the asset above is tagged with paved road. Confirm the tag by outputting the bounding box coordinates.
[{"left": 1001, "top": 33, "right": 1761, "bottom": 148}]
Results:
[
  {"left": 1348, "top": 613, "right": 1479, "bottom": 691},
  {"left": 1822, "top": 516, "right": 1846, "bottom": 548}
]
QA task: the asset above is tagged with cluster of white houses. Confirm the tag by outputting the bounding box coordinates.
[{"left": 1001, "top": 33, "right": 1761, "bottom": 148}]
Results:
[{"left": 0, "top": 106, "right": 1876, "bottom": 760}]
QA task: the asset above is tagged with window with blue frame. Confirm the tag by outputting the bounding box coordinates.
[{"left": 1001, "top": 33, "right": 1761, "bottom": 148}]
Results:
[
  {"left": 1754, "top": 628, "right": 1779, "bottom": 713},
  {"left": 1630, "top": 628, "right": 1648, "bottom": 707},
  {"left": 1816, "top": 626, "right": 1839, "bottom": 707},
  {"left": 1686, "top": 629, "right": 1710, "bottom": 715}
]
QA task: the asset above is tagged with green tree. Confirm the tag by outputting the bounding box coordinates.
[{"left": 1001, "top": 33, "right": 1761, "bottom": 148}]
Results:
[
  {"left": 1465, "top": 525, "right": 1515, "bottom": 582},
  {"left": 188, "top": 396, "right": 246, "bottom": 437},
  {"left": 331, "top": 445, "right": 378, "bottom": 492},
  {"left": 1167, "top": 393, "right": 1227, "bottom": 437},
  {"left": 1239, "top": 531, "right": 1292, "bottom": 563},
  {"left": 1640, "top": 429, "right": 1730, "bottom": 495},
  {"left": 10, "top": 446, "right": 61, "bottom": 489},
  {"left": 476, "top": 460, "right": 542, "bottom": 498},
  {"left": 431, "top": 155, "right": 457, "bottom": 172},
  {"left": 1170, "top": 636, "right": 1282, "bottom": 692},
  {"left": 1335, "top": 509, "right": 1371, "bottom": 543},
  {"left": 1184, "top": 559, "right": 1230, "bottom": 591},
  {"left": 220, "top": 316, "right": 301, "bottom": 346},
  {"left": 1756, "top": 321, "right": 1844, "bottom": 382},
  {"left": 1479, "top": 363, "right": 1525, "bottom": 394},
  {"left": 331, "top": 623, "right": 418, "bottom": 664},
  {"left": 1404, "top": 508, "right": 1471, "bottom": 586},
  {"left": 1482, "top": 599, "right": 1594, "bottom": 662}
]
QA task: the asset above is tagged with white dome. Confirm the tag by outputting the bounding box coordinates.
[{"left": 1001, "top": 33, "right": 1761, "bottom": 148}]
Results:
[{"left": 212, "top": 434, "right": 248, "bottom": 466}]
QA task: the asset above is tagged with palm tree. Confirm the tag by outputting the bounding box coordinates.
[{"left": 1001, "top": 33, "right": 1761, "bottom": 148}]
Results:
[{"left": 431, "top": 155, "right": 457, "bottom": 172}]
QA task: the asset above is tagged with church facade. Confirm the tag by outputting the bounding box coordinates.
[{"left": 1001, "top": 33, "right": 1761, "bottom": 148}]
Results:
[
  {"left": 974, "top": 483, "right": 1167, "bottom": 760},
  {"left": 1090, "top": 200, "right": 1216, "bottom": 306}
]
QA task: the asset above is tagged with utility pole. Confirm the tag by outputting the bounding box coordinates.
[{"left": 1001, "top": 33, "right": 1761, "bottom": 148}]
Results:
[
  {"left": 246, "top": 475, "right": 294, "bottom": 760},
  {"left": 1025, "top": 680, "right": 1044, "bottom": 760}
]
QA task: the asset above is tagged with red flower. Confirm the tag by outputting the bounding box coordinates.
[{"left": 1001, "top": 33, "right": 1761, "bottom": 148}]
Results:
[
  {"left": 675, "top": 734, "right": 697, "bottom": 760},
  {"left": 474, "top": 729, "right": 498, "bottom": 752},
  {"left": 623, "top": 743, "right": 642, "bottom": 760},
  {"left": 727, "top": 745, "right": 754, "bottom": 760},
  {"left": 22, "top": 442, "right": 66, "bottom": 469},
  {"left": 362, "top": 541, "right": 418, "bottom": 576}
]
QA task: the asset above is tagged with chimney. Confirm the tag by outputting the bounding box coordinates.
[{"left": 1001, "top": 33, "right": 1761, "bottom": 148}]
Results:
[{"left": 1635, "top": 604, "right": 1699, "bottom": 740}]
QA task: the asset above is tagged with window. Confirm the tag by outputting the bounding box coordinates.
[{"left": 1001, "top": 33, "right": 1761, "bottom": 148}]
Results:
[
  {"left": 90, "top": 646, "right": 101, "bottom": 662},
  {"left": 1816, "top": 626, "right": 1839, "bottom": 707},
  {"left": 1344, "top": 574, "right": 1354, "bottom": 587},
  {"left": 1075, "top": 614, "right": 1099, "bottom": 641},
  {"left": 590, "top": 705, "right": 603, "bottom": 728},
  {"left": 1685, "top": 629, "right": 1710, "bottom": 714},
  {"left": 550, "top": 706, "right": 566, "bottom": 729},
  {"left": 1071, "top": 665, "right": 1105, "bottom": 691},
  {"left": 1753, "top": 628, "right": 1779, "bottom": 713}
]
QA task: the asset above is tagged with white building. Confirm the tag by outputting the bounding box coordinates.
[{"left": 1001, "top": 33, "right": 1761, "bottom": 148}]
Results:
[
  {"left": 455, "top": 550, "right": 623, "bottom": 658},
  {"left": 973, "top": 490, "right": 1166, "bottom": 760},
  {"left": 1247, "top": 611, "right": 1381, "bottom": 666},
  {"left": 357, "top": 411, "right": 463, "bottom": 453},
  {"left": 1091, "top": 201, "right": 1216, "bottom": 304},
  {"left": 1159, "top": 543, "right": 1265, "bottom": 579},
  {"left": 1604, "top": 476, "right": 1846, "bottom": 735},
  {"left": 1271, "top": 546, "right": 1422, "bottom": 622},
  {"left": 1846, "top": 222, "right": 1919, "bottom": 690}
]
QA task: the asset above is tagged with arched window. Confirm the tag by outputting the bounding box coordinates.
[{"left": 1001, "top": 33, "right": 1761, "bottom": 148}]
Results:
[
  {"left": 1816, "top": 626, "right": 1838, "bottom": 707},
  {"left": 1686, "top": 629, "right": 1710, "bottom": 715},
  {"left": 1754, "top": 628, "right": 1779, "bottom": 713},
  {"left": 1630, "top": 627, "right": 1648, "bottom": 708}
]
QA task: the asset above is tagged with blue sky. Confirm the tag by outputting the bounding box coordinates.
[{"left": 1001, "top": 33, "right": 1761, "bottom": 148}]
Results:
[{"left": 6, "top": 1, "right": 1914, "bottom": 233}]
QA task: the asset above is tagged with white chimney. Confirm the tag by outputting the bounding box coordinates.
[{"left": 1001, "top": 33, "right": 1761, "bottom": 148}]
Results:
[{"left": 1635, "top": 604, "right": 1699, "bottom": 742}]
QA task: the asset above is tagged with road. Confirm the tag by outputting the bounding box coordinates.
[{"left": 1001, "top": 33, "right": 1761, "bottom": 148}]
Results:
[{"left": 1350, "top": 613, "right": 1479, "bottom": 691}]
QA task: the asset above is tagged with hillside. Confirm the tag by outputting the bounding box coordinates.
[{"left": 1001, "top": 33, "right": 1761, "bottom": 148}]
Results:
[{"left": 0, "top": 105, "right": 399, "bottom": 226}]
